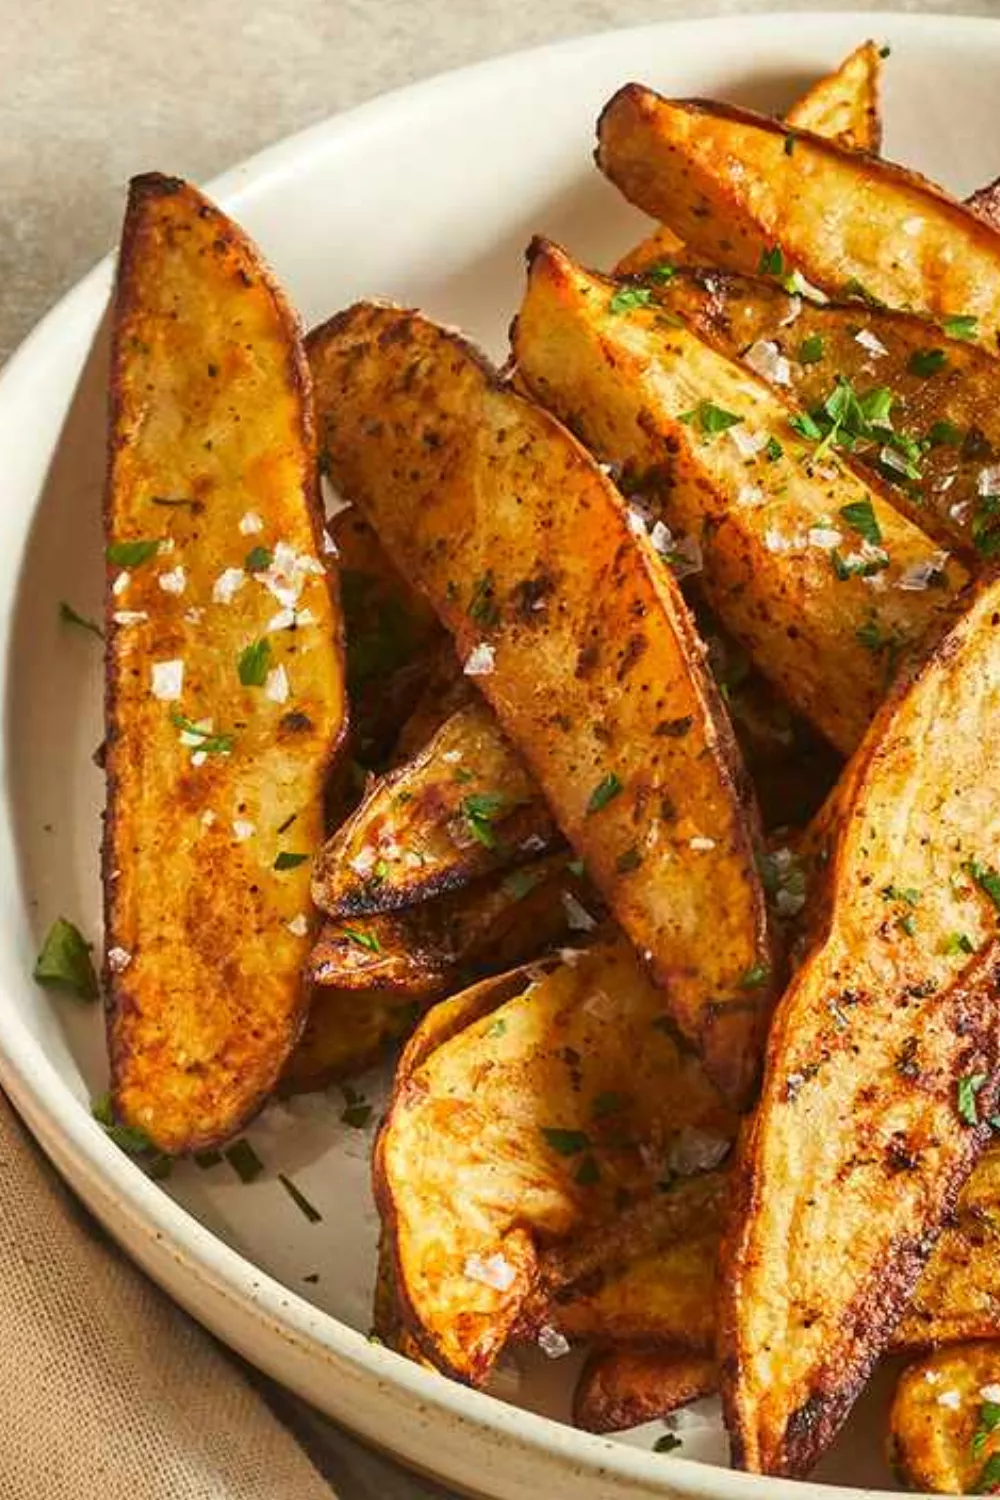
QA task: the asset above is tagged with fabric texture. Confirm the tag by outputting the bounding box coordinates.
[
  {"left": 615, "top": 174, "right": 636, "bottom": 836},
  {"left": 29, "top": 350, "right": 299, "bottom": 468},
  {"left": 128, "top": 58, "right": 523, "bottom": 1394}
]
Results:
[{"left": 0, "top": 1093, "right": 333, "bottom": 1500}]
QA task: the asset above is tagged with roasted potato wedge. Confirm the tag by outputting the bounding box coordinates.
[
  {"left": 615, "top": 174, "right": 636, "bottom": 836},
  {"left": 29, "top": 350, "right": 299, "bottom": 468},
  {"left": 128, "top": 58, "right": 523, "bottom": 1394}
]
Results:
[
  {"left": 784, "top": 39, "right": 882, "bottom": 152},
  {"left": 614, "top": 264, "right": 1000, "bottom": 559},
  {"left": 721, "top": 576, "right": 1000, "bottom": 1477},
  {"left": 281, "top": 985, "right": 421, "bottom": 1092},
  {"left": 890, "top": 1342, "right": 1000, "bottom": 1494},
  {"left": 574, "top": 1346, "right": 718, "bottom": 1435},
  {"left": 308, "top": 854, "right": 593, "bottom": 994},
  {"left": 310, "top": 303, "right": 776, "bottom": 1105},
  {"left": 596, "top": 89, "right": 1000, "bottom": 349},
  {"left": 375, "top": 936, "right": 735, "bottom": 1384},
  {"left": 513, "top": 240, "right": 966, "bottom": 755},
  {"left": 312, "top": 700, "right": 559, "bottom": 918},
  {"left": 105, "top": 175, "right": 346, "bottom": 1153},
  {"left": 967, "top": 176, "right": 1000, "bottom": 235}
]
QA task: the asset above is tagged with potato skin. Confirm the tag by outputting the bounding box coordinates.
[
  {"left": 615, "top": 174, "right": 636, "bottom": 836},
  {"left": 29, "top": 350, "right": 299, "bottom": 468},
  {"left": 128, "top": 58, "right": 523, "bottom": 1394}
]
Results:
[
  {"left": 105, "top": 175, "right": 346, "bottom": 1152},
  {"left": 720, "top": 577, "right": 1000, "bottom": 1476},
  {"left": 309, "top": 302, "right": 775, "bottom": 1106},
  {"left": 574, "top": 1345, "right": 718, "bottom": 1434},
  {"left": 596, "top": 88, "right": 1000, "bottom": 349}
]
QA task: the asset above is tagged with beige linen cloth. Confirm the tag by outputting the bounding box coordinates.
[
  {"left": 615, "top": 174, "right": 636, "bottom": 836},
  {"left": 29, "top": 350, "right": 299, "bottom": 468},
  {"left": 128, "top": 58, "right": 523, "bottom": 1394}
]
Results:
[{"left": 0, "top": 1090, "right": 333, "bottom": 1499}]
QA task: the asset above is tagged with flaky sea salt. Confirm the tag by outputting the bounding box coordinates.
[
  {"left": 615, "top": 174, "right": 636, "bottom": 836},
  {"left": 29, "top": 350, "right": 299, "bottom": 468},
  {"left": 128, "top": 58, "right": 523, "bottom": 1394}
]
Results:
[
  {"left": 265, "top": 665, "right": 290, "bottom": 704},
  {"left": 107, "top": 946, "right": 132, "bottom": 973},
  {"left": 232, "top": 820, "right": 256, "bottom": 842},
  {"left": 808, "top": 527, "right": 843, "bottom": 549},
  {"left": 286, "top": 914, "right": 309, "bottom": 937},
  {"left": 151, "top": 659, "right": 184, "bottom": 700},
  {"left": 561, "top": 891, "right": 597, "bottom": 932},
  {"left": 213, "top": 568, "right": 245, "bottom": 605},
  {"left": 112, "top": 571, "right": 130, "bottom": 597},
  {"left": 158, "top": 565, "right": 186, "bottom": 595},
  {"left": 669, "top": 1126, "right": 731, "bottom": 1176},
  {"left": 689, "top": 836, "right": 716, "bottom": 852},
  {"left": 464, "top": 642, "right": 496, "bottom": 677},
  {"left": 537, "top": 1326, "right": 571, "bottom": 1360},
  {"left": 855, "top": 328, "right": 888, "bottom": 358},
  {"left": 937, "top": 1390, "right": 962, "bottom": 1410},
  {"left": 897, "top": 553, "right": 949, "bottom": 592},
  {"left": 744, "top": 339, "right": 791, "bottom": 386},
  {"left": 113, "top": 610, "right": 148, "bottom": 625},
  {"left": 464, "top": 1253, "right": 517, "bottom": 1293},
  {"left": 239, "top": 511, "right": 264, "bottom": 535}
]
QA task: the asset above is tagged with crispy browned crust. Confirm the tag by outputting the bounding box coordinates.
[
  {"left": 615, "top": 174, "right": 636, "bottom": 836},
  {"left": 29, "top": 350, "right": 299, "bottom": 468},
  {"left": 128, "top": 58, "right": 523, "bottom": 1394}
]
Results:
[
  {"left": 719, "top": 576, "right": 1000, "bottom": 1476},
  {"left": 308, "top": 302, "right": 775, "bottom": 1107},
  {"left": 574, "top": 1345, "right": 718, "bottom": 1434},
  {"left": 105, "top": 174, "right": 346, "bottom": 1152},
  {"left": 784, "top": 40, "right": 882, "bottom": 153},
  {"left": 966, "top": 175, "right": 1000, "bottom": 233},
  {"left": 595, "top": 89, "right": 1000, "bottom": 347}
]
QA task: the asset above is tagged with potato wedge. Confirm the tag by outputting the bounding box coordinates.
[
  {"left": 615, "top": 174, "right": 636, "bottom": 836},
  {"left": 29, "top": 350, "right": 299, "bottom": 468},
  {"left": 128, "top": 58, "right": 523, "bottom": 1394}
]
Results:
[
  {"left": 375, "top": 936, "right": 735, "bottom": 1384},
  {"left": 310, "top": 303, "right": 776, "bottom": 1104},
  {"left": 281, "top": 986, "right": 420, "bottom": 1091},
  {"left": 967, "top": 176, "right": 1000, "bottom": 235},
  {"left": 513, "top": 240, "right": 966, "bottom": 755},
  {"left": 721, "top": 577, "right": 1000, "bottom": 1477},
  {"left": 308, "top": 854, "right": 593, "bottom": 994},
  {"left": 105, "top": 175, "right": 346, "bottom": 1153},
  {"left": 890, "top": 1342, "right": 1000, "bottom": 1494},
  {"left": 596, "top": 88, "right": 1000, "bottom": 349},
  {"left": 574, "top": 1346, "right": 718, "bottom": 1435},
  {"left": 312, "top": 700, "right": 559, "bottom": 918},
  {"left": 784, "top": 40, "right": 882, "bottom": 152}
]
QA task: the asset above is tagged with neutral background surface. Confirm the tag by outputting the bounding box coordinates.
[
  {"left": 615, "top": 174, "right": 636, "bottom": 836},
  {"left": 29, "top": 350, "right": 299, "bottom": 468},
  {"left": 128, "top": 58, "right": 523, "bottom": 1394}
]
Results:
[{"left": 0, "top": 0, "right": 993, "bottom": 1495}]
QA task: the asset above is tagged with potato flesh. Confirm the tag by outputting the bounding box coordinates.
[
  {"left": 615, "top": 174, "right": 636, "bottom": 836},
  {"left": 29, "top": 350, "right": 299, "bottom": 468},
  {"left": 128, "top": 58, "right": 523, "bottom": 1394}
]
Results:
[
  {"left": 513, "top": 241, "right": 965, "bottom": 756},
  {"left": 105, "top": 174, "right": 345, "bottom": 1153},
  {"left": 376, "top": 937, "right": 734, "bottom": 1384},
  {"left": 721, "top": 577, "right": 1000, "bottom": 1476},
  {"left": 309, "top": 303, "right": 775, "bottom": 1104},
  {"left": 784, "top": 39, "right": 882, "bottom": 152},
  {"left": 596, "top": 89, "right": 1000, "bottom": 350}
]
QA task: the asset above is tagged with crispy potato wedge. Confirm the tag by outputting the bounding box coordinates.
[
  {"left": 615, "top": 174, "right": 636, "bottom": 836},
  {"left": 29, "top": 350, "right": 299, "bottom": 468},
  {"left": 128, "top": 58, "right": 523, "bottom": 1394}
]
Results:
[
  {"left": 312, "top": 700, "right": 560, "bottom": 919},
  {"left": 890, "top": 1342, "right": 1000, "bottom": 1494},
  {"left": 617, "top": 264, "right": 1000, "bottom": 559},
  {"left": 310, "top": 302, "right": 776, "bottom": 1104},
  {"left": 308, "top": 854, "right": 592, "bottom": 994},
  {"left": 281, "top": 986, "right": 421, "bottom": 1091},
  {"left": 596, "top": 89, "right": 1000, "bottom": 349},
  {"left": 513, "top": 240, "right": 966, "bottom": 755},
  {"left": 897, "top": 1143, "right": 1000, "bottom": 1351},
  {"left": 375, "top": 936, "right": 735, "bottom": 1384},
  {"left": 721, "top": 577, "right": 1000, "bottom": 1477},
  {"left": 967, "top": 176, "right": 1000, "bottom": 234},
  {"left": 104, "top": 175, "right": 345, "bottom": 1153},
  {"left": 574, "top": 1346, "right": 718, "bottom": 1435},
  {"left": 784, "top": 40, "right": 882, "bottom": 152},
  {"left": 615, "top": 48, "right": 882, "bottom": 278}
]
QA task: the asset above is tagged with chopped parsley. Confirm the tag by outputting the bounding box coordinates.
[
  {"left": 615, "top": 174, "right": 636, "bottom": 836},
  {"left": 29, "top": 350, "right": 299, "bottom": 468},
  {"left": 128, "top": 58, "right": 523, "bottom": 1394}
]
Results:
[
  {"left": 225, "top": 1138, "right": 264, "bottom": 1183},
  {"left": 798, "top": 334, "right": 824, "bottom": 365},
  {"left": 341, "top": 1085, "right": 372, "bottom": 1129},
  {"left": 91, "top": 1094, "right": 169, "bottom": 1172},
  {"left": 881, "top": 885, "right": 920, "bottom": 907},
  {"left": 567, "top": 858, "right": 586, "bottom": 877},
  {"left": 943, "top": 314, "right": 978, "bottom": 341},
  {"left": 609, "top": 286, "right": 654, "bottom": 313},
  {"left": 679, "top": 401, "right": 743, "bottom": 436},
  {"left": 343, "top": 927, "right": 381, "bottom": 954},
  {"left": 842, "top": 277, "right": 886, "bottom": 308},
  {"left": 486, "top": 1018, "right": 508, "bottom": 1039},
  {"left": 237, "top": 637, "right": 272, "bottom": 686},
  {"left": 461, "top": 792, "right": 506, "bottom": 849},
  {"left": 789, "top": 412, "right": 823, "bottom": 441},
  {"left": 33, "top": 918, "right": 98, "bottom": 1001},
  {"left": 965, "top": 859, "right": 1000, "bottom": 910},
  {"left": 106, "top": 539, "right": 160, "bottom": 567},
  {"left": 592, "top": 1090, "right": 627, "bottom": 1118},
  {"left": 897, "top": 913, "right": 916, "bottom": 937},
  {"left": 907, "top": 348, "right": 948, "bottom": 378},
  {"left": 59, "top": 601, "right": 103, "bottom": 639},
  {"left": 958, "top": 1073, "right": 989, "bottom": 1126},
  {"left": 644, "top": 262, "right": 677, "bottom": 283},
  {"left": 765, "top": 435, "right": 784, "bottom": 462},
  {"left": 274, "top": 852, "right": 309, "bottom": 870},
  {"left": 194, "top": 1149, "right": 223, "bottom": 1169},
  {"left": 856, "top": 617, "right": 897, "bottom": 655},
  {"left": 244, "top": 545, "right": 274, "bottom": 573},
  {"left": 502, "top": 867, "right": 544, "bottom": 901},
  {"left": 975, "top": 1453, "right": 1000, "bottom": 1493},
  {"left": 468, "top": 571, "right": 500, "bottom": 627},
  {"left": 654, "top": 1434, "right": 683, "bottom": 1454},
  {"left": 738, "top": 963, "right": 771, "bottom": 990},
  {"left": 540, "top": 1126, "right": 590, "bottom": 1156},
  {"left": 278, "top": 1174, "right": 323, "bottom": 1223},
  {"left": 171, "top": 713, "right": 235, "bottom": 755},
  {"left": 758, "top": 245, "right": 785, "bottom": 277},
  {"left": 574, "top": 1154, "right": 601, "bottom": 1186},
  {"left": 616, "top": 846, "right": 642, "bottom": 873},
  {"left": 831, "top": 547, "right": 889, "bottom": 581},
  {"left": 839, "top": 497, "right": 882, "bottom": 547},
  {"left": 927, "top": 419, "right": 963, "bottom": 448},
  {"left": 879, "top": 43, "right": 891, "bottom": 58},
  {"left": 784, "top": 133, "right": 797, "bottom": 157},
  {"left": 944, "top": 931, "right": 976, "bottom": 956},
  {"left": 973, "top": 497, "right": 1000, "bottom": 558},
  {"left": 586, "top": 772, "right": 624, "bottom": 814}
]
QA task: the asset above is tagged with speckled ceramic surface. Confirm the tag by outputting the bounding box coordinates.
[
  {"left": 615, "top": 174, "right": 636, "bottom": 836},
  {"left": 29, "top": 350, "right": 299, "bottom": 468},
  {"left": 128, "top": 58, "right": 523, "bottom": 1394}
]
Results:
[{"left": 1, "top": 13, "right": 997, "bottom": 1496}]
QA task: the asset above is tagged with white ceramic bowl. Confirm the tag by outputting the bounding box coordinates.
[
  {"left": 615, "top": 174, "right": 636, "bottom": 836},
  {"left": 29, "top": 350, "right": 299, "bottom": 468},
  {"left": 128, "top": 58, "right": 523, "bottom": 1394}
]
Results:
[{"left": 1, "top": 12, "right": 996, "bottom": 1497}]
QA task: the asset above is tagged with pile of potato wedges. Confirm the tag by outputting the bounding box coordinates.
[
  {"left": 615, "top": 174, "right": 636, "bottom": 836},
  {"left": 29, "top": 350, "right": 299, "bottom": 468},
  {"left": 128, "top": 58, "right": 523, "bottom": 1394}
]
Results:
[{"left": 99, "top": 40, "right": 1000, "bottom": 1494}]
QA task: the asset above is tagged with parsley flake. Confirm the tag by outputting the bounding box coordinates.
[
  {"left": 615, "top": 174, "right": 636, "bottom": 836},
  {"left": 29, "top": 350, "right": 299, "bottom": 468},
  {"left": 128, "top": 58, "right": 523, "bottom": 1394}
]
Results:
[
  {"left": 244, "top": 545, "right": 274, "bottom": 573},
  {"left": 681, "top": 401, "right": 743, "bottom": 436},
  {"left": 943, "top": 314, "right": 978, "bottom": 341},
  {"left": 225, "top": 1139, "right": 264, "bottom": 1183},
  {"left": 575, "top": 1154, "right": 601, "bottom": 1186},
  {"left": 908, "top": 348, "right": 948, "bottom": 378},
  {"left": 945, "top": 931, "right": 976, "bottom": 956},
  {"left": 965, "top": 859, "right": 1000, "bottom": 910},
  {"left": 927, "top": 419, "right": 963, "bottom": 448},
  {"left": 975, "top": 1452, "right": 1000, "bottom": 1492},
  {"left": 958, "top": 1073, "right": 988, "bottom": 1126},
  {"left": 609, "top": 286, "right": 654, "bottom": 314},
  {"left": 644, "top": 262, "right": 677, "bottom": 283},
  {"left": 107, "top": 539, "right": 160, "bottom": 567},
  {"left": 789, "top": 412, "right": 823, "bottom": 441},
  {"left": 587, "top": 772, "right": 624, "bottom": 814},
  {"left": 274, "top": 851, "right": 309, "bottom": 871},
  {"left": 541, "top": 1127, "right": 590, "bottom": 1156},
  {"left": 839, "top": 498, "right": 882, "bottom": 546},
  {"left": 343, "top": 927, "right": 382, "bottom": 954},
  {"left": 765, "top": 435, "right": 784, "bottom": 462},
  {"left": 59, "top": 602, "right": 103, "bottom": 639},
  {"left": 654, "top": 1434, "right": 683, "bottom": 1454},
  {"left": 758, "top": 245, "right": 785, "bottom": 276},
  {"left": 278, "top": 1174, "right": 323, "bottom": 1223},
  {"left": 34, "top": 918, "right": 98, "bottom": 1001},
  {"left": 170, "top": 713, "right": 235, "bottom": 756},
  {"left": 738, "top": 963, "right": 771, "bottom": 990},
  {"left": 341, "top": 1085, "right": 373, "bottom": 1129},
  {"left": 461, "top": 792, "right": 506, "bottom": 849},
  {"left": 798, "top": 335, "right": 824, "bottom": 365},
  {"left": 468, "top": 571, "right": 500, "bottom": 627},
  {"left": 238, "top": 637, "right": 272, "bottom": 687}
]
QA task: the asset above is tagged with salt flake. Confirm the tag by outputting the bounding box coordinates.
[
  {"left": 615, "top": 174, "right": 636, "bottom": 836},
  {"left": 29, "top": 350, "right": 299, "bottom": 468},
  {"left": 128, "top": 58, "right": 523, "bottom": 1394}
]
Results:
[
  {"left": 464, "top": 1253, "right": 517, "bottom": 1292},
  {"left": 265, "top": 665, "right": 290, "bottom": 704},
  {"left": 107, "top": 946, "right": 132, "bottom": 973},
  {"left": 464, "top": 643, "right": 495, "bottom": 677},
  {"left": 157, "top": 565, "right": 186, "bottom": 595},
  {"left": 151, "top": 660, "right": 184, "bottom": 700},
  {"left": 232, "top": 820, "right": 256, "bottom": 842},
  {"left": 213, "top": 568, "right": 246, "bottom": 605}
]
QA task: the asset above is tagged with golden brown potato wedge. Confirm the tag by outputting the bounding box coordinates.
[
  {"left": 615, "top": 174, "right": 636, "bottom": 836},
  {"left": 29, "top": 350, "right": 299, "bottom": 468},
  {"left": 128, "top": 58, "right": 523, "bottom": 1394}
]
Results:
[
  {"left": 890, "top": 1342, "right": 1000, "bottom": 1494},
  {"left": 616, "top": 264, "right": 1000, "bottom": 560},
  {"left": 310, "top": 302, "right": 776, "bottom": 1105},
  {"left": 375, "top": 936, "right": 735, "bottom": 1384},
  {"left": 721, "top": 576, "right": 1000, "bottom": 1477},
  {"left": 312, "top": 700, "right": 559, "bottom": 918},
  {"left": 967, "top": 176, "right": 1000, "bottom": 235},
  {"left": 513, "top": 240, "right": 966, "bottom": 756},
  {"left": 784, "top": 40, "right": 882, "bottom": 152},
  {"left": 308, "top": 854, "right": 593, "bottom": 995},
  {"left": 574, "top": 1346, "right": 718, "bottom": 1435},
  {"left": 596, "top": 88, "right": 1000, "bottom": 349},
  {"left": 281, "top": 986, "right": 421, "bottom": 1092},
  {"left": 105, "top": 174, "right": 346, "bottom": 1153}
]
